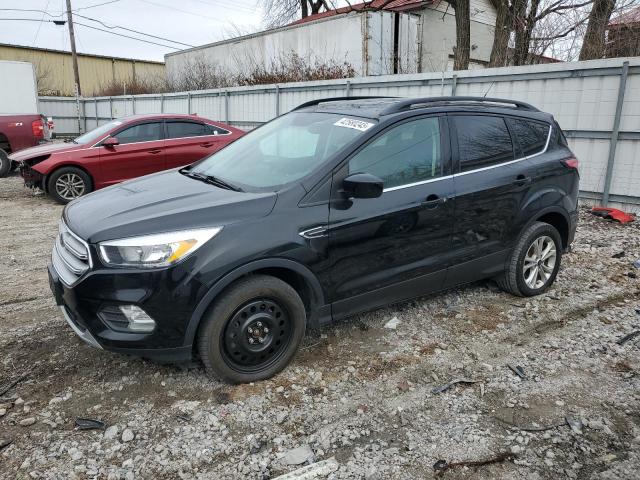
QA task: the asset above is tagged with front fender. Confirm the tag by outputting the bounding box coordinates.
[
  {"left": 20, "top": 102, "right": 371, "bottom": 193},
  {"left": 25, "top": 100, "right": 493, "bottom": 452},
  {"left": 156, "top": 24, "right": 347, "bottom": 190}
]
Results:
[{"left": 183, "top": 258, "right": 327, "bottom": 347}]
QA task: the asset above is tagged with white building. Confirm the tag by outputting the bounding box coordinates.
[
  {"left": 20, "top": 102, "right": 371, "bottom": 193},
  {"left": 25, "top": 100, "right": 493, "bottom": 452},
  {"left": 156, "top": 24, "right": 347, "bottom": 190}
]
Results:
[{"left": 165, "top": 0, "right": 498, "bottom": 79}]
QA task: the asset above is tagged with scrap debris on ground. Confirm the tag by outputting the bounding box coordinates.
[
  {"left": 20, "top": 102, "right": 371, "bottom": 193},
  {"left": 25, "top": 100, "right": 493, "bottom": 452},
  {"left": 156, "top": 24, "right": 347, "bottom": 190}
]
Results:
[{"left": 1, "top": 174, "right": 639, "bottom": 479}]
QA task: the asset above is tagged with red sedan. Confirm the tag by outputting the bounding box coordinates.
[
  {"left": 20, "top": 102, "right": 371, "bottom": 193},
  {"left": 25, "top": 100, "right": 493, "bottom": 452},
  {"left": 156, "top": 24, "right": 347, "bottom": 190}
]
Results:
[{"left": 12, "top": 114, "right": 244, "bottom": 203}]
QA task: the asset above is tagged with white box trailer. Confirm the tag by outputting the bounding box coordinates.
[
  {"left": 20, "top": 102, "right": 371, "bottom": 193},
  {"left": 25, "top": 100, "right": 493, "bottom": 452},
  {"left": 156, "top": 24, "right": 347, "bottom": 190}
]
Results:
[{"left": 0, "top": 60, "right": 39, "bottom": 115}]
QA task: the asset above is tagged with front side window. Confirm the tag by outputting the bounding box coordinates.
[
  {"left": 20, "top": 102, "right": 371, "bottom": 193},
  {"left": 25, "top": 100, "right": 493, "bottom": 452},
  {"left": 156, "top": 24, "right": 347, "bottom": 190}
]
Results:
[
  {"left": 454, "top": 115, "right": 514, "bottom": 172},
  {"left": 115, "top": 122, "right": 162, "bottom": 145},
  {"left": 348, "top": 117, "right": 442, "bottom": 189},
  {"left": 190, "top": 112, "right": 373, "bottom": 190},
  {"left": 508, "top": 118, "right": 550, "bottom": 156}
]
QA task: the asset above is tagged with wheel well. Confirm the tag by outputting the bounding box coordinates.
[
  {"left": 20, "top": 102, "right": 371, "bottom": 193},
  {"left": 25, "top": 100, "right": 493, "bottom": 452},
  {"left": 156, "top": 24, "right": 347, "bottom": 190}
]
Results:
[
  {"left": 0, "top": 133, "right": 11, "bottom": 153},
  {"left": 536, "top": 212, "right": 569, "bottom": 248},
  {"left": 249, "top": 267, "right": 316, "bottom": 314}
]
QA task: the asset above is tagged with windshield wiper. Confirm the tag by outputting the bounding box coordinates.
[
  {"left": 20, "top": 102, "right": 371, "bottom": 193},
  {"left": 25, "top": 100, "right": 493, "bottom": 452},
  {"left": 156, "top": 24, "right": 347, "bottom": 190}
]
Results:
[{"left": 182, "top": 170, "right": 243, "bottom": 192}]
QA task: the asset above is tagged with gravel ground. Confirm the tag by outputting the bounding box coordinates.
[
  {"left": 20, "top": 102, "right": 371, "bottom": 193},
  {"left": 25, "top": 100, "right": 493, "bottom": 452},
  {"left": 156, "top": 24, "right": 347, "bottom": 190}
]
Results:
[{"left": 1, "top": 173, "right": 639, "bottom": 480}]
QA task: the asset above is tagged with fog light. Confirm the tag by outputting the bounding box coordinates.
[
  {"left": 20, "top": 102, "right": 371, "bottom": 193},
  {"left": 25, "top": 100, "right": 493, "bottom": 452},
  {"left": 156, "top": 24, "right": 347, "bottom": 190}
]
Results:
[{"left": 119, "top": 305, "right": 156, "bottom": 332}]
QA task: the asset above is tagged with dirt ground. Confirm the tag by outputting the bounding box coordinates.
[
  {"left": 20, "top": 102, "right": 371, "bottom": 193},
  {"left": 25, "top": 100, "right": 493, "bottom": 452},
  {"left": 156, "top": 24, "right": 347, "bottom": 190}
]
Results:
[{"left": 1, "top": 172, "right": 639, "bottom": 480}]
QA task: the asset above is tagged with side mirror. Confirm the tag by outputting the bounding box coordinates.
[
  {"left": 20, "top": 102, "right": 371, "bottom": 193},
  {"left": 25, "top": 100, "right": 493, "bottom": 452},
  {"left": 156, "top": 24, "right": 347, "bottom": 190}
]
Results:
[
  {"left": 342, "top": 173, "right": 384, "bottom": 199},
  {"left": 102, "top": 137, "right": 119, "bottom": 147}
]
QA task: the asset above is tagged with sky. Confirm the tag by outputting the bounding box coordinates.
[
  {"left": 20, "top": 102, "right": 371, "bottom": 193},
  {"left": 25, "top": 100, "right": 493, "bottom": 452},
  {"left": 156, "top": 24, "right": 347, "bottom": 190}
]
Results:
[{"left": 0, "top": 0, "right": 266, "bottom": 62}]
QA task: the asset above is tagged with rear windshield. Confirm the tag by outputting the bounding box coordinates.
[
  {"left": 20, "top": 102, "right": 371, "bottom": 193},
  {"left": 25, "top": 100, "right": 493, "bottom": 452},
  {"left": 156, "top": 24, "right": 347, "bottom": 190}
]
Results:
[{"left": 190, "top": 112, "right": 375, "bottom": 190}]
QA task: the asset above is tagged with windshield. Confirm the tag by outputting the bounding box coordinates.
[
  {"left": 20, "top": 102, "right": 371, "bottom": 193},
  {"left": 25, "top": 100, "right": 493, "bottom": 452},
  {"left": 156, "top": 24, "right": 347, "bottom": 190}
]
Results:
[
  {"left": 74, "top": 119, "right": 124, "bottom": 145},
  {"left": 189, "top": 112, "right": 375, "bottom": 189}
]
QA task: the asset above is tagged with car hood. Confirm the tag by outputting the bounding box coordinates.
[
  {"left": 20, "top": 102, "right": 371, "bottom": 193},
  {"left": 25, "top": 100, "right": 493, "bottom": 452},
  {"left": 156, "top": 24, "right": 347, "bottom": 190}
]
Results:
[
  {"left": 10, "top": 141, "right": 85, "bottom": 161},
  {"left": 64, "top": 169, "right": 277, "bottom": 243}
]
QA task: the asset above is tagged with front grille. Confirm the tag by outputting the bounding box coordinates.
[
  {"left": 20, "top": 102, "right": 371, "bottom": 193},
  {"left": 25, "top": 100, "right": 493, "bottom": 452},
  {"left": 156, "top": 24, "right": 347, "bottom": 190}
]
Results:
[{"left": 52, "top": 221, "right": 91, "bottom": 286}]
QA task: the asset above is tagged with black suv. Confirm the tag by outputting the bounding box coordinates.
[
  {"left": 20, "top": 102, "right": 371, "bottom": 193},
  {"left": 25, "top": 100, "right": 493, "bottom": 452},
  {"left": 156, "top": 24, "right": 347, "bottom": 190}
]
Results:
[{"left": 49, "top": 96, "right": 579, "bottom": 383}]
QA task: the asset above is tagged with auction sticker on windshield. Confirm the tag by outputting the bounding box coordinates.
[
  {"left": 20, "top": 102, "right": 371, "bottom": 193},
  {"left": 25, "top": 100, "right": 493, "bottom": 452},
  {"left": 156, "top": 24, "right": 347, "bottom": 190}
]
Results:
[{"left": 334, "top": 118, "right": 375, "bottom": 132}]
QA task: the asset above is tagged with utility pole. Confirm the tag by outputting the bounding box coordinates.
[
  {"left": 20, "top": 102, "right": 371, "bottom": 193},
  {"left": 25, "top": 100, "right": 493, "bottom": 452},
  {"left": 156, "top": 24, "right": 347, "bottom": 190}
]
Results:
[{"left": 65, "top": 0, "right": 81, "bottom": 96}]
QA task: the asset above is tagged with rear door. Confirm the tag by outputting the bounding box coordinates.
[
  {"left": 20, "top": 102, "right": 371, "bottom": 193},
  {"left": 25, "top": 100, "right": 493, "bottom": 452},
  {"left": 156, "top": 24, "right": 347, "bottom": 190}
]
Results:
[
  {"left": 98, "top": 121, "right": 165, "bottom": 185},
  {"left": 445, "top": 114, "right": 537, "bottom": 286},
  {"left": 164, "top": 120, "right": 232, "bottom": 169},
  {"left": 328, "top": 115, "right": 454, "bottom": 318}
]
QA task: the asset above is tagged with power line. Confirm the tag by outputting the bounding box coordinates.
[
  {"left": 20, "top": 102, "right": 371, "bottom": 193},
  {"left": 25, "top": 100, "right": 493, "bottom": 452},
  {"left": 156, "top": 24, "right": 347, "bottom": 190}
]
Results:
[
  {"left": 0, "top": 18, "right": 64, "bottom": 23},
  {"left": 0, "top": 9, "right": 64, "bottom": 17},
  {"left": 76, "top": 0, "right": 121, "bottom": 10},
  {"left": 73, "top": 13, "right": 195, "bottom": 47},
  {"left": 74, "top": 21, "right": 181, "bottom": 49},
  {"left": 33, "top": 0, "right": 52, "bottom": 46},
  {"left": 135, "top": 0, "right": 226, "bottom": 23}
]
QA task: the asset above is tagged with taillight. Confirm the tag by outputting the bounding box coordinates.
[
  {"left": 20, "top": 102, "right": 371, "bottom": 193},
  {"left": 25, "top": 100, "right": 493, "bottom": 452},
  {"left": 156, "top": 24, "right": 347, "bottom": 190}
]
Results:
[
  {"left": 32, "top": 119, "right": 44, "bottom": 138},
  {"left": 562, "top": 157, "right": 579, "bottom": 171}
]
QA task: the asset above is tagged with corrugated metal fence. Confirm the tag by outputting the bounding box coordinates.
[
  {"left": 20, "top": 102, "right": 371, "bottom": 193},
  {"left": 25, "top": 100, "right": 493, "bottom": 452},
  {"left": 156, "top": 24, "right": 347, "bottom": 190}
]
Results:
[{"left": 38, "top": 57, "right": 640, "bottom": 211}]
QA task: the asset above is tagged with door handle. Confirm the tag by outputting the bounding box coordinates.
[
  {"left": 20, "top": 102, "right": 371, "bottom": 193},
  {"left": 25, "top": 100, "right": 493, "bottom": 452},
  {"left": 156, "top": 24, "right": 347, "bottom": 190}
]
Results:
[
  {"left": 200, "top": 142, "right": 214, "bottom": 148},
  {"left": 421, "top": 194, "right": 446, "bottom": 208},
  {"left": 513, "top": 174, "right": 532, "bottom": 186},
  {"left": 148, "top": 149, "right": 162, "bottom": 154}
]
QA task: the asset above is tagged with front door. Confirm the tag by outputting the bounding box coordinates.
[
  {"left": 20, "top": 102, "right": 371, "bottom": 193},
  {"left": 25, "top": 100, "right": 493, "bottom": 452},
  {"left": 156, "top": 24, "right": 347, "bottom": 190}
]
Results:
[
  {"left": 328, "top": 116, "right": 454, "bottom": 319},
  {"left": 99, "top": 121, "right": 165, "bottom": 186}
]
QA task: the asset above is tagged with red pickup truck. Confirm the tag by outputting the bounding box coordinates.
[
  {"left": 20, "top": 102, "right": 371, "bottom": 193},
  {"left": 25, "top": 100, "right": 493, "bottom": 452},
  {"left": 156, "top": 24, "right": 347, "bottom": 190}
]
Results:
[{"left": 0, "top": 114, "right": 52, "bottom": 176}]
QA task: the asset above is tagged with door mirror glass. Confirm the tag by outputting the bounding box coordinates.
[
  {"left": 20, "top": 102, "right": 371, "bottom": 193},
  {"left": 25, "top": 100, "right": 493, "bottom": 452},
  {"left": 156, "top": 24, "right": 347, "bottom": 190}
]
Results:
[
  {"left": 342, "top": 173, "right": 383, "bottom": 199},
  {"left": 103, "top": 137, "right": 119, "bottom": 147}
]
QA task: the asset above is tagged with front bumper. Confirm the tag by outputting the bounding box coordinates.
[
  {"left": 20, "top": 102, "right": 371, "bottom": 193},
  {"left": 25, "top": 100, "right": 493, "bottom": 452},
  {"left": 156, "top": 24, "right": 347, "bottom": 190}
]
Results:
[
  {"left": 48, "top": 264, "right": 194, "bottom": 363},
  {"left": 19, "top": 162, "right": 45, "bottom": 189}
]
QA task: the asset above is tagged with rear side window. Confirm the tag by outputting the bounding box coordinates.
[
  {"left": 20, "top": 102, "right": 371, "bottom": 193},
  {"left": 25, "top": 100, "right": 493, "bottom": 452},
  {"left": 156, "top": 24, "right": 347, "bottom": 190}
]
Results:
[
  {"left": 508, "top": 118, "right": 550, "bottom": 156},
  {"left": 166, "top": 121, "right": 209, "bottom": 139},
  {"left": 206, "top": 124, "right": 230, "bottom": 135},
  {"left": 115, "top": 122, "right": 162, "bottom": 145},
  {"left": 349, "top": 117, "right": 442, "bottom": 189},
  {"left": 453, "top": 116, "right": 514, "bottom": 172}
]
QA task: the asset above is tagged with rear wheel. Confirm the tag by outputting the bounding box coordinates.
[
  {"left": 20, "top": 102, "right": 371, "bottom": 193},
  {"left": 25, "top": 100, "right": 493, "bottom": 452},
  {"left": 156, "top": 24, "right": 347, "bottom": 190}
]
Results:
[
  {"left": 47, "top": 167, "right": 92, "bottom": 204},
  {"left": 496, "top": 221, "right": 562, "bottom": 297},
  {"left": 197, "top": 275, "right": 306, "bottom": 383},
  {"left": 0, "top": 149, "right": 10, "bottom": 177}
]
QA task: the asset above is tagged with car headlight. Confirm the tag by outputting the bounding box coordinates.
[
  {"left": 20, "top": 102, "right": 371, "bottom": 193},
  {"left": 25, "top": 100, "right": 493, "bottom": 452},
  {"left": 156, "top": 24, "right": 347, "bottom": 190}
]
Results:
[{"left": 98, "top": 227, "right": 222, "bottom": 268}]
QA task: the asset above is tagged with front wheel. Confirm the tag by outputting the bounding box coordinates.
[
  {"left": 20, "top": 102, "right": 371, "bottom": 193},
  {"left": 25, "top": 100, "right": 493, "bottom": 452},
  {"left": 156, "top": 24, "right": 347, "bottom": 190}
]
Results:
[
  {"left": 496, "top": 221, "right": 562, "bottom": 297},
  {"left": 47, "top": 167, "right": 92, "bottom": 204},
  {"left": 197, "top": 275, "right": 306, "bottom": 383}
]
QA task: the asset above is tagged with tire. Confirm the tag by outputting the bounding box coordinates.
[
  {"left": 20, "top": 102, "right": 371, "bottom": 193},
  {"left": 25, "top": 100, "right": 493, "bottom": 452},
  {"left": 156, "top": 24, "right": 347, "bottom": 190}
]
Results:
[
  {"left": 496, "top": 221, "right": 562, "bottom": 297},
  {"left": 197, "top": 275, "right": 307, "bottom": 383},
  {"left": 47, "top": 166, "right": 93, "bottom": 204},
  {"left": 0, "top": 149, "right": 10, "bottom": 177}
]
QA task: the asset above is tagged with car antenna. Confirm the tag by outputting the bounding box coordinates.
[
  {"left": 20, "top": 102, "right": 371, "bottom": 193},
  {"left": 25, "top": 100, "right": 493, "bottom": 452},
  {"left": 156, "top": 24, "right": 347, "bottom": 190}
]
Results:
[{"left": 483, "top": 81, "right": 495, "bottom": 98}]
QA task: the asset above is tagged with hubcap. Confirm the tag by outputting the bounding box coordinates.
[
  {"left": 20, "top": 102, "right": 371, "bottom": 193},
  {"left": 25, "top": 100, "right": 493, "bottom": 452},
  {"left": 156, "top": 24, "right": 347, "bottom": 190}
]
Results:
[
  {"left": 221, "top": 299, "right": 292, "bottom": 373},
  {"left": 55, "top": 173, "right": 85, "bottom": 200},
  {"left": 523, "top": 235, "right": 557, "bottom": 289}
]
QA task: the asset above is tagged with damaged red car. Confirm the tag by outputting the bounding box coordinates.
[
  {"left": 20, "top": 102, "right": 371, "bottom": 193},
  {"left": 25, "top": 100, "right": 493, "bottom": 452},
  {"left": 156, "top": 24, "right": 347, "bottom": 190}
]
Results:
[{"left": 13, "top": 114, "right": 244, "bottom": 204}]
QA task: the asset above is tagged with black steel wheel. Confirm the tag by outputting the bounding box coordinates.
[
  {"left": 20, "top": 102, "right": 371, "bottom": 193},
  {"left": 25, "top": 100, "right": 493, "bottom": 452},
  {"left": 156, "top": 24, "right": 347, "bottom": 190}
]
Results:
[
  {"left": 221, "top": 298, "right": 293, "bottom": 374},
  {"left": 197, "top": 275, "right": 306, "bottom": 383}
]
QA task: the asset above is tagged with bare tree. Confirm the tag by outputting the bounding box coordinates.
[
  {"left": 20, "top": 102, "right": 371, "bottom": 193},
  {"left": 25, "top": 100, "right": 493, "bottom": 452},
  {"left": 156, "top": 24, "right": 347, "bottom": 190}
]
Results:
[
  {"left": 260, "top": 0, "right": 335, "bottom": 28},
  {"left": 489, "top": 0, "right": 515, "bottom": 67},
  {"left": 579, "top": 0, "right": 616, "bottom": 58},
  {"left": 448, "top": 0, "right": 472, "bottom": 70}
]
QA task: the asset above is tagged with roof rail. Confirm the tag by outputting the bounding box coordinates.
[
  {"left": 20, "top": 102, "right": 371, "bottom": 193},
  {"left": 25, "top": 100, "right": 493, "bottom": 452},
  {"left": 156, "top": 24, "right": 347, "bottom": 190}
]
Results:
[
  {"left": 380, "top": 96, "right": 539, "bottom": 115},
  {"left": 293, "top": 96, "right": 396, "bottom": 111}
]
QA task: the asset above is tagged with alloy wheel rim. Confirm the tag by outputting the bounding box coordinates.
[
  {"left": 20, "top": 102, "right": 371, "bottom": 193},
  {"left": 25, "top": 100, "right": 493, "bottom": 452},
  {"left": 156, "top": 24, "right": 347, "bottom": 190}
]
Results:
[
  {"left": 55, "top": 173, "right": 85, "bottom": 200},
  {"left": 523, "top": 235, "right": 557, "bottom": 289},
  {"left": 221, "top": 298, "right": 292, "bottom": 373}
]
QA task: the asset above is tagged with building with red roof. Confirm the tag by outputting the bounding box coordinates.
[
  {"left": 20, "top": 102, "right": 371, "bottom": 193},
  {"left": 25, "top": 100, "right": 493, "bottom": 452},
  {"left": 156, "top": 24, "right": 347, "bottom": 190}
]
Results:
[{"left": 606, "top": 6, "right": 640, "bottom": 58}]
